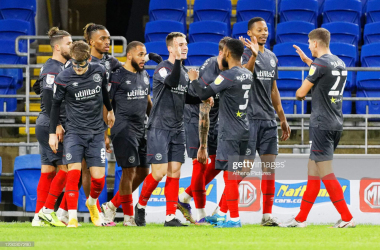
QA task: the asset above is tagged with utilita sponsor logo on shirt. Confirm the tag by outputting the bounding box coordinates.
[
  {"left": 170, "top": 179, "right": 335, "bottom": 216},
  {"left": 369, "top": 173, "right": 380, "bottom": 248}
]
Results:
[
  {"left": 127, "top": 88, "right": 149, "bottom": 100},
  {"left": 171, "top": 85, "right": 187, "bottom": 95},
  {"left": 75, "top": 86, "right": 101, "bottom": 100},
  {"left": 256, "top": 70, "right": 275, "bottom": 80}
]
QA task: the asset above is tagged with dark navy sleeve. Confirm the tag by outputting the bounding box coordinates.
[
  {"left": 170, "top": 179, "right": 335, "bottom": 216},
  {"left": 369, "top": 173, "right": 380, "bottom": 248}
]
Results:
[
  {"left": 108, "top": 71, "right": 120, "bottom": 99},
  {"left": 49, "top": 75, "right": 66, "bottom": 133},
  {"left": 111, "top": 57, "right": 123, "bottom": 70},
  {"left": 306, "top": 59, "right": 326, "bottom": 85},
  {"left": 241, "top": 48, "right": 252, "bottom": 65},
  {"left": 210, "top": 73, "right": 234, "bottom": 94}
]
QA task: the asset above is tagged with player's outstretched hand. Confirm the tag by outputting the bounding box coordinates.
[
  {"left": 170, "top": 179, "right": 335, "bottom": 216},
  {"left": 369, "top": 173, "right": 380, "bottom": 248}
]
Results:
[
  {"left": 293, "top": 45, "right": 310, "bottom": 63},
  {"left": 105, "top": 136, "right": 112, "bottom": 153},
  {"left": 239, "top": 36, "right": 259, "bottom": 57},
  {"left": 280, "top": 120, "right": 291, "bottom": 141},
  {"left": 107, "top": 110, "right": 115, "bottom": 128},
  {"left": 203, "top": 96, "right": 214, "bottom": 107},
  {"left": 173, "top": 38, "right": 182, "bottom": 60},
  {"left": 49, "top": 134, "right": 59, "bottom": 154},
  {"left": 56, "top": 125, "right": 65, "bottom": 143},
  {"left": 188, "top": 68, "right": 199, "bottom": 81},
  {"left": 197, "top": 147, "right": 208, "bottom": 164},
  {"left": 149, "top": 53, "right": 163, "bottom": 64}
]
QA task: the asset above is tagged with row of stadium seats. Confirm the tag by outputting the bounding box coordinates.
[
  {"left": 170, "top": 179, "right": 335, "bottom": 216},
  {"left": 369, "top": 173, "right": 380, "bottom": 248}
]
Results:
[
  {"left": 0, "top": 0, "right": 36, "bottom": 112},
  {"left": 11, "top": 154, "right": 132, "bottom": 211}
]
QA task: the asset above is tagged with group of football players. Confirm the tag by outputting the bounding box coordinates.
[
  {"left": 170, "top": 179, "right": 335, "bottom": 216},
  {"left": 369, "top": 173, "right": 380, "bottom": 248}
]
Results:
[{"left": 31, "top": 16, "right": 355, "bottom": 228}]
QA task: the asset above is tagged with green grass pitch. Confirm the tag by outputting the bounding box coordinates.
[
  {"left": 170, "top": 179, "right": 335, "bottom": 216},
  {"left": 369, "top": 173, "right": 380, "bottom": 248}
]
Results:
[{"left": 1, "top": 223, "right": 379, "bottom": 249}]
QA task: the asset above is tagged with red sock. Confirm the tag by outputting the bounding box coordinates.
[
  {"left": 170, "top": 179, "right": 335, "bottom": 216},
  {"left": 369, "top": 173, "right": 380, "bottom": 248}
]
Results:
[
  {"left": 44, "top": 170, "right": 67, "bottom": 209},
  {"left": 191, "top": 160, "right": 207, "bottom": 209},
  {"left": 165, "top": 177, "right": 180, "bottom": 215},
  {"left": 219, "top": 177, "right": 242, "bottom": 213},
  {"left": 295, "top": 175, "right": 320, "bottom": 222},
  {"left": 111, "top": 191, "right": 121, "bottom": 208},
  {"left": 138, "top": 173, "right": 159, "bottom": 206},
  {"left": 262, "top": 173, "right": 275, "bottom": 214},
  {"left": 223, "top": 171, "right": 241, "bottom": 218},
  {"left": 35, "top": 172, "right": 56, "bottom": 213},
  {"left": 65, "top": 170, "right": 81, "bottom": 210},
  {"left": 59, "top": 192, "right": 68, "bottom": 211},
  {"left": 120, "top": 194, "right": 133, "bottom": 216},
  {"left": 322, "top": 173, "right": 353, "bottom": 222},
  {"left": 204, "top": 155, "right": 221, "bottom": 184},
  {"left": 90, "top": 176, "right": 105, "bottom": 199}
]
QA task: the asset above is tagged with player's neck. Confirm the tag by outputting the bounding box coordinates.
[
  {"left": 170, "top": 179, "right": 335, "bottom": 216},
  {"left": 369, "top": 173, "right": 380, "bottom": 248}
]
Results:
[
  {"left": 51, "top": 52, "right": 66, "bottom": 64},
  {"left": 168, "top": 55, "right": 182, "bottom": 64},
  {"left": 91, "top": 49, "right": 103, "bottom": 60},
  {"left": 259, "top": 45, "right": 265, "bottom": 53},
  {"left": 228, "top": 60, "right": 241, "bottom": 69},
  {"left": 316, "top": 49, "right": 332, "bottom": 58},
  {"left": 124, "top": 61, "right": 137, "bottom": 73}
]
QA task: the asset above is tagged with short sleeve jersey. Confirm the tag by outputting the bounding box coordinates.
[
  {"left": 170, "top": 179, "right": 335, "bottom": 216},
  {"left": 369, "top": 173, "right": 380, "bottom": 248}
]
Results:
[
  {"left": 36, "top": 58, "right": 67, "bottom": 126},
  {"left": 306, "top": 54, "right": 347, "bottom": 131},
  {"left": 242, "top": 48, "right": 278, "bottom": 120},
  {"left": 148, "top": 60, "right": 189, "bottom": 131},
  {"left": 209, "top": 66, "right": 252, "bottom": 140},
  {"left": 109, "top": 67, "right": 150, "bottom": 138},
  {"left": 184, "top": 56, "right": 221, "bottom": 130},
  {"left": 53, "top": 63, "right": 108, "bottom": 134}
]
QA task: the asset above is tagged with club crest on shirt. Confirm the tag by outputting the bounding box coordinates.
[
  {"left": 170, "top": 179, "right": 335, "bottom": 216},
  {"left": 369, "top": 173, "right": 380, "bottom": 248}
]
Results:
[
  {"left": 46, "top": 74, "right": 55, "bottom": 87},
  {"left": 93, "top": 73, "right": 101, "bottom": 82},
  {"left": 309, "top": 65, "right": 316, "bottom": 76},
  {"left": 144, "top": 76, "right": 149, "bottom": 85},
  {"left": 185, "top": 73, "right": 189, "bottom": 82},
  {"left": 158, "top": 68, "right": 168, "bottom": 79},
  {"left": 214, "top": 75, "right": 224, "bottom": 85},
  {"left": 270, "top": 59, "right": 276, "bottom": 68},
  {"left": 105, "top": 61, "right": 110, "bottom": 70}
]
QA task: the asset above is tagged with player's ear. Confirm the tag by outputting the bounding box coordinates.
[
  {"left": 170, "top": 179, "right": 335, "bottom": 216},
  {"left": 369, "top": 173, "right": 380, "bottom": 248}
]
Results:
[
  {"left": 247, "top": 30, "right": 252, "bottom": 37},
  {"left": 54, "top": 43, "right": 60, "bottom": 52}
]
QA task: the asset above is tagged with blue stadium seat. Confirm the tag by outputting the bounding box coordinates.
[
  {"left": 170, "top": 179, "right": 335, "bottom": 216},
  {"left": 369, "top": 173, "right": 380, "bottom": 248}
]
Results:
[
  {"left": 0, "top": 0, "right": 36, "bottom": 35},
  {"left": 280, "top": 0, "right": 318, "bottom": 26},
  {"left": 232, "top": 21, "right": 271, "bottom": 48},
  {"left": 236, "top": 0, "right": 275, "bottom": 39},
  {"left": 277, "top": 71, "right": 308, "bottom": 114},
  {"left": 366, "top": 0, "right": 380, "bottom": 24},
  {"left": 193, "top": 0, "right": 232, "bottom": 33},
  {"left": 330, "top": 43, "right": 358, "bottom": 67},
  {"left": 356, "top": 72, "right": 380, "bottom": 114},
  {"left": 189, "top": 21, "right": 228, "bottom": 43},
  {"left": 323, "top": 0, "right": 362, "bottom": 26},
  {"left": 145, "top": 41, "right": 169, "bottom": 87},
  {"left": 0, "top": 40, "right": 27, "bottom": 65},
  {"left": 273, "top": 43, "right": 312, "bottom": 67},
  {"left": 276, "top": 21, "right": 314, "bottom": 44},
  {"left": 361, "top": 43, "right": 380, "bottom": 67},
  {"left": 13, "top": 154, "right": 41, "bottom": 212},
  {"left": 185, "top": 42, "right": 219, "bottom": 66},
  {"left": 149, "top": 0, "right": 187, "bottom": 30},
  {"left": 0, "top": 19, "right": 30, "bottom": 41},
  {"left": 321, "top": 22, "right": 360, "bottom": 46},
  {"left": 145, "top": 20, "right": 185, "bottom": 43},
  {"left": 363, "top": 22, "right": 380, "bottom": 44},
  {"left": 78, "top": 159, "right": 109, "bottom": 212},
  {"left": 0, "top": 88, "right": 17, "bottom": 112}
]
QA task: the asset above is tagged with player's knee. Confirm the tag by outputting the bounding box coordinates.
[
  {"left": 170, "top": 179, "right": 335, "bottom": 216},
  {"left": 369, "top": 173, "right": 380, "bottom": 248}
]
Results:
[{"left": 41, "top": 165, "right": 56, "bottom": 173}]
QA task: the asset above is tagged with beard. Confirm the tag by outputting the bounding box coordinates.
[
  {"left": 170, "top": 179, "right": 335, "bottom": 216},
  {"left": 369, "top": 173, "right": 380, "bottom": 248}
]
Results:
[
  {"left": 61, "top": 51, "right": 71, "bottom": 61},
  {"left": 222, "top": 57, "right": 229, "bottom": 68},
  {"left": 132, "top": 59, "right": 143, "bottom": 72},
  {"left": 258, "top": 42, "right": 265, "bottom": 46}
]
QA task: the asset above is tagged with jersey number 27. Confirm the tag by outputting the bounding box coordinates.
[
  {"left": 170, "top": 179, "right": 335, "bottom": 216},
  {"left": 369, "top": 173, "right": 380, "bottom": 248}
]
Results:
[{"left": 329, "top": 70, "right": 347, "bottom": 96}]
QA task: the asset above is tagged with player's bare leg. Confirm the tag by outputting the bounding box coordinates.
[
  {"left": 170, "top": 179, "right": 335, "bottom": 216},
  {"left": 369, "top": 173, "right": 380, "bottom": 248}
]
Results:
[{"left": 260, "top": 154, "right": 279, "bottom": 226}]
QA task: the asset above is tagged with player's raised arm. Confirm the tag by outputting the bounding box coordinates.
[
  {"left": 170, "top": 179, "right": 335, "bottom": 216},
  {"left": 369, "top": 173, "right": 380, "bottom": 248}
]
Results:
[
  {"left": 164, "top": 38, "right": 182, "bottom": 88},
  {"left": 240, "top": 36, "right": 258, "bottom": 73},
  {"left": 293, "top": 45, "right": 313, "bottom": 67}
]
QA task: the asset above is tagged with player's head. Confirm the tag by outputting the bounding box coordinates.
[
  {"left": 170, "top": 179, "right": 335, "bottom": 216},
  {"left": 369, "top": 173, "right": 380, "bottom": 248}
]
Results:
[
  {"left": 218, "top": 36, "right": 232, "bottom": 70},
  {"left": 83, "top": 23, "right": 110, "bottom": 54},
  {"left": 222, "top": 39, "right": 245, "bottom": 68},
  {"left": 70, "top": 41, "right": 91, "bottom": 75},
  {"left": 166, "top": 32, "right": 187, "bottom": 60},
  {"left": 247, "top": 17, "right": 268, "bottom": 46},
  {"left": 126, "top": 41, "right": 146, "bottom": 72},
  {"left": 48, "top": 27, "right": 72, "bottom": 60},
  {"left": 308, "top": 28, "right": 330, "bottom": 57}
]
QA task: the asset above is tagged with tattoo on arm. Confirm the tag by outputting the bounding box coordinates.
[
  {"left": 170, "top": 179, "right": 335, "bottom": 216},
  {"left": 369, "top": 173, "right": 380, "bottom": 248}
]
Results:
[{"left": 199, "top": 102, "right": 211, "bottom": 148}]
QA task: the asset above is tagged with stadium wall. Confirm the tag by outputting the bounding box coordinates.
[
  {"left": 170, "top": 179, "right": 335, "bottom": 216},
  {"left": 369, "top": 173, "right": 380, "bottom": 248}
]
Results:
[{"left": 131, "top": 154, "right": 380, "bottom": 225}]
